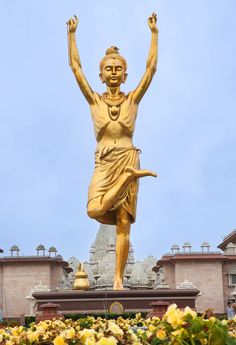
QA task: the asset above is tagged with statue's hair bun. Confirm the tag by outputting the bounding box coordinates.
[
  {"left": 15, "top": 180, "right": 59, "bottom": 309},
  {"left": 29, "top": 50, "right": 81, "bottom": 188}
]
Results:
[
  {"left": 106, "top": 46, "right": 120, "bottom": 55},
  {"left": 100, "top": 46, "right": 127, "bottom": 72}
]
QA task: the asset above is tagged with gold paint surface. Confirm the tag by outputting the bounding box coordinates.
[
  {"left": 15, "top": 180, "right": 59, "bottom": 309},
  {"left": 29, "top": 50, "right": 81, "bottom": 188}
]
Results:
[
  {"left": 73, "top": 263, "right": 90, "bottom": 290},
  {"left": 67, "top": 13, "right": 158, "bottom": 290}
]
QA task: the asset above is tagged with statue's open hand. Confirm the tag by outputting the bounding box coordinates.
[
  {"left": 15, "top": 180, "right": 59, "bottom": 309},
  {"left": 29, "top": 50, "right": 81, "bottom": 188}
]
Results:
[
  {"left": 67, "top": 15, "right": 78, "bottom": 33},
  {"left": 148, "top": 13, "right": 158, "bottom": 33}
]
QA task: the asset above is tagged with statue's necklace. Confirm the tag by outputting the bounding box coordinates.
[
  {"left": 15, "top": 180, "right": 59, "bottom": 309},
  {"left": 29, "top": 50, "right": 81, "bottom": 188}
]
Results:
[{"left": 102, "top": 92, "right": 126, "bottom": 121}]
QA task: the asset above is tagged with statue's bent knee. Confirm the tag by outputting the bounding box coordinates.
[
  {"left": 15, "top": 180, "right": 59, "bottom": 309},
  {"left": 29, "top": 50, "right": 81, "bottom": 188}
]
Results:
[{"left": 87, "top": 203, "right": 105, "bottom": 219}]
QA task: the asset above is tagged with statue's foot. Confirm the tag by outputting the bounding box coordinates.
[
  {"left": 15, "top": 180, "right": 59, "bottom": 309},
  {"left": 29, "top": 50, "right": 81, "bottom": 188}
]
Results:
[
  {"left": 125, "top": 166, "right": 157, "bottom": 178},
  {"left": 113, "top": 278, "right": 125, "bottom": 290}
]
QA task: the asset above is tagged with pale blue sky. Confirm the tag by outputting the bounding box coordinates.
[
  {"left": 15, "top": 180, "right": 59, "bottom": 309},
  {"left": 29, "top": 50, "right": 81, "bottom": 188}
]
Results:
[{"left": 0, "top": 0, "right": 235, "bottom": 261}]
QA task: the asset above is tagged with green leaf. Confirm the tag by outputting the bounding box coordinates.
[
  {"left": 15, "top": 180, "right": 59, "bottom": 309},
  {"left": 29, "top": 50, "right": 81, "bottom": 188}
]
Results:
[{"left": 226, "top": 335, "right": 236, "bottom": 345}]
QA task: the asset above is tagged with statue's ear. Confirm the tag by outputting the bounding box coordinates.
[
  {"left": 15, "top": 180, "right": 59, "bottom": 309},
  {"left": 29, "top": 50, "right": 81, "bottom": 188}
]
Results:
[
  {"left": 99, "top": 73, "right": 105, "bottom": 83},
  {"left": 122, "top": 73, "right": 128, "bottom": 83}
]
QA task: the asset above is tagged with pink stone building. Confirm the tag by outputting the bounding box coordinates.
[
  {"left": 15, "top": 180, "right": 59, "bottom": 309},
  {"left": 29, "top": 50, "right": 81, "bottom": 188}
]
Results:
[
  {"left": 154, "top": 230, "right": 236, "bottom": 314},
  {"left": 0, "top": 245, "right": 71, "bottom": 318}
]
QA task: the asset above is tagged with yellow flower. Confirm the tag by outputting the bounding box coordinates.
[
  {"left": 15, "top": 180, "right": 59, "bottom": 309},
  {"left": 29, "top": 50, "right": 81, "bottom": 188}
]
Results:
[
  {"left": 65, "top": 327, "right": 75, "bottom": 339},
  {"left": 27, "top": 330, "right": 40, "bottom": 343},
  {"left": 96, "top": 336, "right": 118, "bottom": 345},
  {"left": 130, "top": 333, "right": 138, "bottom": 342},
  {"left": 38, "top": 321, "right": 49, "bottom": 330},
  {"left": 10, "top": 329, "right": 19, "bottom": 336},
  {"left": 171, "top": 328, "right": 184, "bottom": 337},
  {"left": 146, "top": 331, "right": 153, "bottom": 338},
  {"left": 148, "top": 324, "right": 156, "bottom": 332},
  {"left": 42, "top": 333, "right": 50, "bottom": 341},
  {"left": 96, "top": 332, "right": 104, "bottom": 340},
  {"left": 5, "top": 341, "right": 14, "bottom": 345},
  {"left": 164, "top": 304, "right": 184, "bottom": 329},
  {"left": 221, "top": 319, "right": 227, "bottom": 326},
  {"left": 108, "top": 321, "right": 124, "bottom": 336},
  {"left": 137, "top": 329, "right": 144, "bottom": 335},
  {"left": 53, "top": 335, "right": 66, "bottom": 345},
  {"left": 0, "top": 335, "right": 2, "bottom": 342},
  {"left": 53, "top": 320, "right": 66, "bottom": 328},
  {"left": 183, "top": 306, "right": 197, "bottom": 318},
  {"left": 85, "top": 337, "right": 96, "bottom": 345},
  {"left": 201, "top": 340, "right": 208, "bottom": 345},
  {"left": 80, "top": 328, "right": 96, "bottom": 341},
  {"left": 156, "top": 329, "right": 166, "bottom": 340},
  {"left": 151, "top": 316, "right": 160, "bottom": 322},
  {"left": 132, "top": 342, "right": 142, "bottom": 345}
]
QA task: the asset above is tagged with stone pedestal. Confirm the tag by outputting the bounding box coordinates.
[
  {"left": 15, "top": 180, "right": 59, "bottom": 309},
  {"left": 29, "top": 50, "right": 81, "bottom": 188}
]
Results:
[
  {"left": 36, "top": 303, "right": 65, "bottom": 322},
  {"left": 147, "top": 301, "right": 170, "bottom": 318},
  {"left": 33, "top": 289, "right": 200, "bottom": 315}
]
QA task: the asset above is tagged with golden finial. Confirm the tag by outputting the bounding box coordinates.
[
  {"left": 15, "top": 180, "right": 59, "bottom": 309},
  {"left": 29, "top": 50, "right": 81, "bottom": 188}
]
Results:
[{"left": 73, "top": 263, "right": 90, "bottom": 290}]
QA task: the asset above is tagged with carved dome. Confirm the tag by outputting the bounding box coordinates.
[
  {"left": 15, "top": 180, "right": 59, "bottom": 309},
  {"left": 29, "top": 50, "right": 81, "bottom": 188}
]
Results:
[
  {"left": 10, "top": 245, "right": 20, "bottom": 251},
  {"left": 171, "top": 244, "right": 180, "bottom": 249},
  {"left": 48, "top": 246, "right": 57, "bottom": 252},
  {"left": 201, "top": 241, "right": 210, "bottom": 247},
  {"left": 36, "top": 244, "right": 46, "bottom": 251}
]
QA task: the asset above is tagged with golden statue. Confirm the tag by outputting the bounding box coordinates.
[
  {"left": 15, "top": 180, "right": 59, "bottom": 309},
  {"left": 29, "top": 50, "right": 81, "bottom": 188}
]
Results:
[{"left": 67, "top": 13, "right": 158, "bottom": 290}]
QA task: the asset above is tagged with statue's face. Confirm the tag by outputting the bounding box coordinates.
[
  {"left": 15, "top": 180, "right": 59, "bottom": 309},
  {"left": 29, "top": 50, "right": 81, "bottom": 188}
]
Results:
[{"left": 100, "top": 58, "right": 127, "bottom": 86}]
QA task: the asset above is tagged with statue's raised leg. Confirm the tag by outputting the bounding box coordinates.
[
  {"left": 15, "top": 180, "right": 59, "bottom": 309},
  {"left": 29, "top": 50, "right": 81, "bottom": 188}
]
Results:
[{"left": 87, "top": 166, "right": 157, "bottom": 220}]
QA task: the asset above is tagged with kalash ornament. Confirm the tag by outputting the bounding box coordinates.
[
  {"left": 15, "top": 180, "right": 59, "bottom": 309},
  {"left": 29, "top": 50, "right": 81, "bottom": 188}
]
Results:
[{"left": 73, "top": 263, "right": 90, "bottom": 290}]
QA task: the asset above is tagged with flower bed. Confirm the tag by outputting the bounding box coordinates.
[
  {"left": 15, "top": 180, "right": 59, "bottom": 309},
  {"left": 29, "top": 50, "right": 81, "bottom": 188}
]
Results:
[{"left": 0, "top": 304, "right": 236, "bottom": 344}]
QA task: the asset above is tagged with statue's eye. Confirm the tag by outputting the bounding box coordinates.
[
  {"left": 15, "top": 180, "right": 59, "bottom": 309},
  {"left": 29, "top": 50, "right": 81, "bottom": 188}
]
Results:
[{"left": 105, "top": 66, "right": 112, "bottom": 71}]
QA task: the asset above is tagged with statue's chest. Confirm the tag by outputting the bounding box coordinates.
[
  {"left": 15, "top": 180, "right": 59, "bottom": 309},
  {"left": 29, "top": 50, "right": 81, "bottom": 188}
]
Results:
[{"left": 91, "top": 101, "right": 129, "bottom": 123}]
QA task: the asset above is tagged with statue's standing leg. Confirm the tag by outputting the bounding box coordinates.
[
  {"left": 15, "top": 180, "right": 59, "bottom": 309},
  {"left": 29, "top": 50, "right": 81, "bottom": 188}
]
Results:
[{"left": 113, "top": 207, "right": 131, "bottom": 290}]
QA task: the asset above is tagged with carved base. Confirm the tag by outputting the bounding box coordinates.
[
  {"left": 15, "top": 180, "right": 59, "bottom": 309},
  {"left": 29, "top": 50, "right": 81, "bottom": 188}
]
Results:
[{"left": 33, "top": 289, "right": 200, "bottom": 315}]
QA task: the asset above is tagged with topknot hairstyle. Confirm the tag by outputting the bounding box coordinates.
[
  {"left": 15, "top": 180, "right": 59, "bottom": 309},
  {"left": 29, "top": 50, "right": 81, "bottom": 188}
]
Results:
[{"left": 100, "top": 46, "right": 127, "bottom": 72}]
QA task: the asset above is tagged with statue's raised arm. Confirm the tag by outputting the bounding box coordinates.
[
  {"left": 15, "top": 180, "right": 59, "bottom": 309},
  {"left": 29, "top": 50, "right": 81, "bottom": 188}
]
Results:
[
  {"left": 132, "top": 13, "right": 158, "bottom": 104},
  {"left": 67, "top": 15, "right": 95, "bottom": 105}
]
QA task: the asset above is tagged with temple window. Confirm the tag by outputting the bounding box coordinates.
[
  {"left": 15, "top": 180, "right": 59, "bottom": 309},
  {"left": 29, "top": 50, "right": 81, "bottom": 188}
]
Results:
[{"left": 229, "top": 273, "right": 236, "bottom": 286}]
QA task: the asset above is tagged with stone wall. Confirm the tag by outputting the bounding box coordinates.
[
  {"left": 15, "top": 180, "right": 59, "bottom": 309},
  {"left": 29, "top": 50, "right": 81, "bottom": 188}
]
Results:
[
  {"left": 3, "top": 262, "right": 51, "bottom": 318},
  {"left": 163, "top": 263, "right": 175, "bottom": 288},
  {"left": 174, "top": 261, "right": 224, "bottom": 313},
  {"left": 0, "top": 258, "right": 67, "bottom": 318}
]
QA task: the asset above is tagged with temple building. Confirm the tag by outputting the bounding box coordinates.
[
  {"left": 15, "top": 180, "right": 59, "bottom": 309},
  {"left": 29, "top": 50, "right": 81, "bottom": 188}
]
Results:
[
  {"left": 0, "top": 245, "right": 71, "bottom": 318},
  {"left": 65, "top": 224, "right": 157, "bottom": 290},
  {"left": 153, "top": 229, "right": 236, "bottom": 314},
  {"left": 2, "top": 227, "right": 236, "bottom": 318}
]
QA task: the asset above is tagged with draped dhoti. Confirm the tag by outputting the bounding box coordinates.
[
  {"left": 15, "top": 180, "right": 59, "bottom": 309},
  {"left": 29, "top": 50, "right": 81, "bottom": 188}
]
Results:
[{"left": 87, "top": 146, "right": 140, "bottom": 225}]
